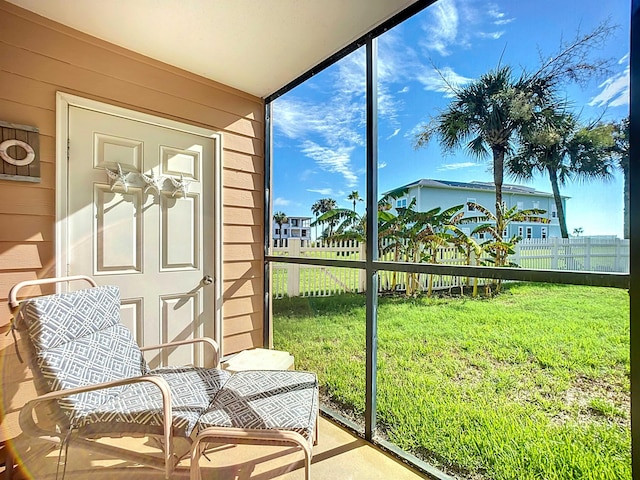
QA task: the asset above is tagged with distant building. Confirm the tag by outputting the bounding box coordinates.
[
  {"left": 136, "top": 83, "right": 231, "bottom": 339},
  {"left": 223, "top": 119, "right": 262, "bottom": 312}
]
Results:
[
  {"left": 386, "top": 179, "right": 567, "bottom": 240},
  {"left": 272, "top": 216, "right": 312, "bottom": 246}
]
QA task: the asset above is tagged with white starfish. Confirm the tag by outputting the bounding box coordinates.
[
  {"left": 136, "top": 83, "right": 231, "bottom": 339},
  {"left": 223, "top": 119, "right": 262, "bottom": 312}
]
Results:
[
  {"left": 169, "top": 174, "right": 191, "bottom": 198},
  {"left": 105, "top": 163, "right": 131, "bottom": 193},
  {"left": 140, "top": 170, "right": 166, "bottom": 195}
]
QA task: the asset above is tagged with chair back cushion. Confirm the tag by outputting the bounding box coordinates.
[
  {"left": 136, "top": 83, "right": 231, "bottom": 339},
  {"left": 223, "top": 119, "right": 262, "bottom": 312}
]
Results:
[{"left": 18, "top": 285, "right": 148, "bottom": 419}]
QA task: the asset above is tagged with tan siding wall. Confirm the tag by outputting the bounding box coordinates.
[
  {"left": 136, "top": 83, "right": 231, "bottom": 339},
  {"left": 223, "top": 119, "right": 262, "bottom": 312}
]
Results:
[{"left": 0, "top": 0, "right": 264, "bottom": 441}]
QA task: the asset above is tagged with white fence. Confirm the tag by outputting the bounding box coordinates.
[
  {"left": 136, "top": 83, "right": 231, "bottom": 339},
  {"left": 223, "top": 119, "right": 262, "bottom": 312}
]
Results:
[{"left": 270, "top": 237, "right": 629, "bottom": 299}]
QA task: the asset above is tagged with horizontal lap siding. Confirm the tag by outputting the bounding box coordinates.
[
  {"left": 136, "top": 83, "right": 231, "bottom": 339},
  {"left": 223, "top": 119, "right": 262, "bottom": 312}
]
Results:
[{"left": 0, "top": 0, "right": 265, "bottom": 441}]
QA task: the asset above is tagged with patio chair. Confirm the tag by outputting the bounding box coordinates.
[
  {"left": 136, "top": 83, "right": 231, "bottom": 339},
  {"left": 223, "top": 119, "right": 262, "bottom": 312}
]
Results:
[{"left": 9, "top": 276, "right": 319, "bottom": 479}]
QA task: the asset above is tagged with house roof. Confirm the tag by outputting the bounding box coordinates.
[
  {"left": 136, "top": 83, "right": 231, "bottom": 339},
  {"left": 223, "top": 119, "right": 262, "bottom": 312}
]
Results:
[
  {"left": 390, "top": 179, "right": 569, "bottom": 198},
  {"left": 7, "top": 0, "right": 420, "bottom": 99}
]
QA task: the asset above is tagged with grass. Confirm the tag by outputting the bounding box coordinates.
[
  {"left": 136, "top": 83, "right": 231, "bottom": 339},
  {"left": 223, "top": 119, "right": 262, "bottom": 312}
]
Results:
[{"left": 273, "top": 283, "right": 630, "bottom": 480}]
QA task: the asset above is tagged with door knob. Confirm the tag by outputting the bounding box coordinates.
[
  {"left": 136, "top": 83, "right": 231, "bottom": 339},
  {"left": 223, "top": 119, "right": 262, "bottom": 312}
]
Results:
[{"left": 202, "top": 275, "right": 214, "bottom": 285}]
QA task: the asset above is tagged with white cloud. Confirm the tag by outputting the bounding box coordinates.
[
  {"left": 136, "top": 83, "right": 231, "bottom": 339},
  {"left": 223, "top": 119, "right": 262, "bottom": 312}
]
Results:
[
  {"left": 378, "top": 162, "right": 388, "bottom": 169},
  {"left": 478, "top": 31, "right": 505, "bottom": 40},
  {"left": 398, "top": 86, "right": 410, "bottom": 94},
  {"left": 420, "top": 0, "right": 514, "bottom": 57},
  {"left": 300, "top": 140, "right": 358, "bottom": 187},
  {"left": 437, "top": 162, "right": 479, "bottom": 171},
  {"left": 273, "top": 197, "right": 291, "bottom": 206},
  {"left": 386, "top": 128, "right": 401, "bottom": 140},
  {"left": 274, "top": 96, "right": 363, "bottom": 147},
  {"left": 273, "top": 42, "right": 417, "bottom": 190},
  {"left": 487, "top": 6, "right": 504, "bottom": 19},
  {"left": 336, "top": 50, "right": 366, "bottom": 99},
  {"left": 417, "top": 66, "right": 473, "bottom": 97},
  {"left": 273, "top": 81, "right": 364, "bottom": 190},
  {"left": 405, "top": 122, "right": 428, "bottom": 139},
  {"left": 589, "top": 65, "right": 630, "bottom": 108},
  {"left": 487, "top": 4, "right": 514, "bottom": 25},
  {"left": 422, "top": 0, "right": 459, "bottom": 56},
  {"left": 307, "top": 188, "right": 334, "bottom": 195},
  {"left": 299, "top": 169, "right": 315, "bottom": 181}
]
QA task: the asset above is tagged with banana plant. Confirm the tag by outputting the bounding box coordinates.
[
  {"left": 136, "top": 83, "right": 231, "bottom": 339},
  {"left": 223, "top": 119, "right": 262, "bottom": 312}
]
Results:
[
  {"left": 449, "top": 225, "right": 485, "bottom": 297},
  {"left": 393, "top": 203, "right": 464, "bottom": 297},
  {"left": 460, "top": 201, "right": 550, "bottom": 292}
]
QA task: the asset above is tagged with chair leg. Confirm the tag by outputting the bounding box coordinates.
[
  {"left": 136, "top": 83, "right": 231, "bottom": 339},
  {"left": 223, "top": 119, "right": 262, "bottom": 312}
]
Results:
[
  {"left": 303, "top": 444, "right": 312, "bottom": 480},
  {"left": 189, "top": 438, "right": 202, "bottom": 480},
  {"left": 5, "top": 450, "right": 15, "bottom": 480}
]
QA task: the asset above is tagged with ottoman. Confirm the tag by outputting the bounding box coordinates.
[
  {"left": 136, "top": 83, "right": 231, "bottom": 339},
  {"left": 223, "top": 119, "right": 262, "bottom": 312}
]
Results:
[{"left": 190, "top": 370, "right": 319, "bottom": 480}]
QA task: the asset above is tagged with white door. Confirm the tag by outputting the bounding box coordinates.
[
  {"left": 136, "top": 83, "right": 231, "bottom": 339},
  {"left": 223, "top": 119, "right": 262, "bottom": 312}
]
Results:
[{"left": 64, "top": 103, "right": 221, "bottom": 368}]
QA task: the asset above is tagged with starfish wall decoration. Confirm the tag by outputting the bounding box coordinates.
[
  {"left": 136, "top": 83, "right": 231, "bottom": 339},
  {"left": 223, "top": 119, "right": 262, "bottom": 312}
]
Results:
[
  {"left": 140, "top": 170, "right": 166, "bottom": 195},
  {"left": 169, "top": 174, "right": 191, "bottom": 198},
  {"left": 105, "top": 163, "right": 131, "bottom": 192}
]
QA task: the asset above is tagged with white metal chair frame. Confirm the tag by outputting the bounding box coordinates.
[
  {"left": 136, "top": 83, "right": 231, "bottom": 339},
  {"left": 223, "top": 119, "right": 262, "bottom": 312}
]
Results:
[{"left": 9, "top": 276, "right": 319, "bottom": 480}]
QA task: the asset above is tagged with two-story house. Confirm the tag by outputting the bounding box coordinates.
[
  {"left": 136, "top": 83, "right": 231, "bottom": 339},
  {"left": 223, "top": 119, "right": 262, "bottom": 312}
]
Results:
[
  {"left": 387, "top": 179, "right": 566, "bottom": 240},
  {"left": 272, "top": 216, "right": 312, "bottom": 246}
]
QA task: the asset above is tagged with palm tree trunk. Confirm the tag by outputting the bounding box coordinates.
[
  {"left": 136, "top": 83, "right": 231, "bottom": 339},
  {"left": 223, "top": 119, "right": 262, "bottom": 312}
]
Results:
[
  {"left": 547, "top": 167, "right": 568, "bottom": 238},
  {"left": 492, "top": 148, "right": 505, "bottom": 266}
]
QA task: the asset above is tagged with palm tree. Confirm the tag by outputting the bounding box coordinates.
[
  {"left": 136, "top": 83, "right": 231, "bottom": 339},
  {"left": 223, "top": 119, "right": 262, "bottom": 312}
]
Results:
[
  {"left": 611, "top": 117, "right": 629, "bottom": 239},
  {"left": 311, "top": 194, "right": 397, "bottom": 251},
  {"left": 347, "top": 191, "right": 363, "bottom": 215},
  {"left": 311, "top": 200, "right": 325, "bottom": 242},
  {"left": 273, "top": 211, "right": 288, "bottom": 247},
  {"left": 507, "top": 111, "right": 615, "bottom": 238},
  {"left": 311, "top": 197, "right": 337, "bottom": 240},
  {"left": 414, "top": 66, "right": 553, "bottom": 256},
  {"left": 414, "top": 22, "right": 614, "bottom": 247}
]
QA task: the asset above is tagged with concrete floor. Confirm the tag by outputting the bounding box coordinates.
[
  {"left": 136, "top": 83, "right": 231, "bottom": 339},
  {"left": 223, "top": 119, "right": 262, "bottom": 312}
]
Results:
[{"left": 4, "top": 417, "right": 427, "bottom": 479}]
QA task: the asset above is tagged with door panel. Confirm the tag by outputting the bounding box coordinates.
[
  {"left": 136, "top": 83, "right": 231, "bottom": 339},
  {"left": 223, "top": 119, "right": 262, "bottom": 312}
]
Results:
[
  {"left": 68, "top": 105, "right": 216, "bottom": 368},
  {"left": 95, "top": 185, "right": 143, "bottom": 273},
  {"left": 161, "top": 194, "right": 199, "bottom": 270}
]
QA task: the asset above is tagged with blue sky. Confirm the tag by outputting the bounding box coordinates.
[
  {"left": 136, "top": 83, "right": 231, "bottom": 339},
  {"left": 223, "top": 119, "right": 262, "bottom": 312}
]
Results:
[{"left": 272, "top": 0, "right": 630, "bottom": 237}]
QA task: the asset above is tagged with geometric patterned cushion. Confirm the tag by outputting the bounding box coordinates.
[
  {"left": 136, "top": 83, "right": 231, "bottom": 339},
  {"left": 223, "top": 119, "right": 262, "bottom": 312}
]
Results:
[
  {"left": 37, "top": 324, "right": 148, "bottom": 419},
  {"left": 197, "top": 370, "right": 319, "bottom": 440},
  {"left": 19, "top": 285, "right": 124, "bottom": 353},
  {"left": 73, "top": 366, "right": 232, "bottom": 437}
]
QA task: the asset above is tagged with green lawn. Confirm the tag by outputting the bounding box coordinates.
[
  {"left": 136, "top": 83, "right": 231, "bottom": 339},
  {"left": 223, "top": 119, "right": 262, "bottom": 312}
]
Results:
[{"left": 273, "top": 283, "right": 630, "bottom": 480}]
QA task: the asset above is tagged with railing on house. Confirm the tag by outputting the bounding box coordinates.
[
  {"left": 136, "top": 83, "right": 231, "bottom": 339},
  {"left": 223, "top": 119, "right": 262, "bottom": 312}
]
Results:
[{"left": 271, "top": 237, "right": 629, "bottom": 298}]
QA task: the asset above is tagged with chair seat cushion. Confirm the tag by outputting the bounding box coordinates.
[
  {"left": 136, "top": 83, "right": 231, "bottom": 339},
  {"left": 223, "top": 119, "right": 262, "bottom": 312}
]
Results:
[
  {"left": 197, "top": 370, "right": 318, "bottom": 440},
  {"left": 73, "top": 367, "right": 231, "bottom": 437}
]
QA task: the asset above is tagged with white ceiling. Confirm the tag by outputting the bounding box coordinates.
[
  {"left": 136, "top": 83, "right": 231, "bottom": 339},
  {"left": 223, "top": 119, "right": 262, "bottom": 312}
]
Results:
[{"left": 8, "top": 0, "right": 419, "bottom": 99}]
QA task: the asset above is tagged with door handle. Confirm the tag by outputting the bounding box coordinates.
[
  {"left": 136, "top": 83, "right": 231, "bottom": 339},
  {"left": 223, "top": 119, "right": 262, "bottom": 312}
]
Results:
[{"left": 202, "top": 275, "right": 214, "bottom": 286}]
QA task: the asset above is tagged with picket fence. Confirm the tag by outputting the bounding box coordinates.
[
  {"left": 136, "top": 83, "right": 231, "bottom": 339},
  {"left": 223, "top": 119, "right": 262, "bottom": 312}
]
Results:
[{"left": 270, "top": 237, "right": 629, "bottom": 299}]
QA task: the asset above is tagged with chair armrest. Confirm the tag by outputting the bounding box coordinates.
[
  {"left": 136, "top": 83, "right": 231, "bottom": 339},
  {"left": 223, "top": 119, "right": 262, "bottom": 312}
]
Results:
[
  {"left": 140, "top": 337, "right": 220, "bottom": 368},
  {"left": 19, "top": 374, "right": 174, "bottom": 460}
]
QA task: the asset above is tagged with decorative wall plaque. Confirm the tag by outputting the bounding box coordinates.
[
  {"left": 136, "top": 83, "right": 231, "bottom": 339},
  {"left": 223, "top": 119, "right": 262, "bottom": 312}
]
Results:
[{"left": 0, "top": 120, "right": 40, "bottom": 183}]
